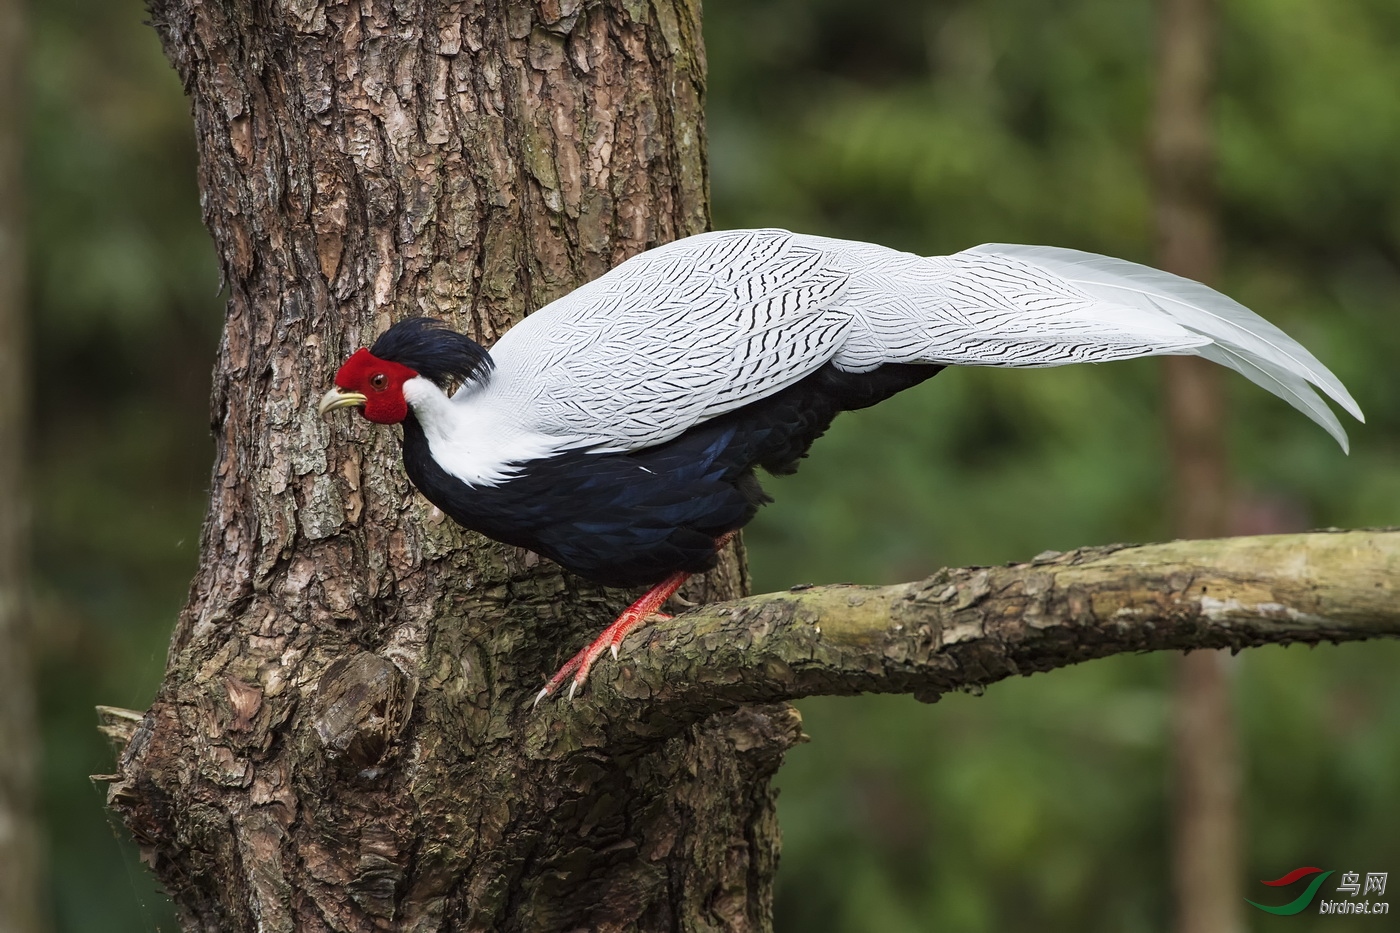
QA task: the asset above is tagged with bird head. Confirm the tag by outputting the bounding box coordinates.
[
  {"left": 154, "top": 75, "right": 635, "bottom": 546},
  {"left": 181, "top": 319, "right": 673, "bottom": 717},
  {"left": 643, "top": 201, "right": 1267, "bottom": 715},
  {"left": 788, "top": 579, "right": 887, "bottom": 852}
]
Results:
[{"left": 319, "top": 317, "right": 494, "bottom": 424}]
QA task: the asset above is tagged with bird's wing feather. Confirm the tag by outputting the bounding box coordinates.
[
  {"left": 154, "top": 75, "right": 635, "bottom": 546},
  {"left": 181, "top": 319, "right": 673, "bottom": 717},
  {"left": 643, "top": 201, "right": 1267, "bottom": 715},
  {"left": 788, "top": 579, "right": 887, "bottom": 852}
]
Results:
[
  {"left": 482, "top": 230, "right": 1360, "bottom": 453},
  {"left": 488, "top": 230, "right": 854, "bottom": 452}
]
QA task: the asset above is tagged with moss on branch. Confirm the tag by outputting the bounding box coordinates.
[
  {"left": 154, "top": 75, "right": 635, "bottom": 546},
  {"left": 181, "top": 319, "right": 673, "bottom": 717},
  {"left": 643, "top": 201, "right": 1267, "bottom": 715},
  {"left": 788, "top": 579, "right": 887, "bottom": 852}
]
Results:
[{"left": 583, "top": 530, "right": 1399, "bottom": 727}]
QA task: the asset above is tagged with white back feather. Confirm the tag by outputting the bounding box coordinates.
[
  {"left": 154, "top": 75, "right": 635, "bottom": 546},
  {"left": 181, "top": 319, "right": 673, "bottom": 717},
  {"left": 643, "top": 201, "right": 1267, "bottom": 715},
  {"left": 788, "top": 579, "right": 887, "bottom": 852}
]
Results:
[{"left": 448, "top": 230, "right": 1360, "bottom": 458}]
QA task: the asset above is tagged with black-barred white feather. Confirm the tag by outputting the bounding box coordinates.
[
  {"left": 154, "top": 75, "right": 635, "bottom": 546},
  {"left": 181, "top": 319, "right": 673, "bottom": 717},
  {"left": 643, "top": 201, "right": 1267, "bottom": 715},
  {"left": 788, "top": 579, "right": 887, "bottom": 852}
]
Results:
[
  {"left": 333, "top": 228, "right": 1362, "bottom": 587},
  {"left": 461, "top": 229, "right": 1360, "bottom": 458}
]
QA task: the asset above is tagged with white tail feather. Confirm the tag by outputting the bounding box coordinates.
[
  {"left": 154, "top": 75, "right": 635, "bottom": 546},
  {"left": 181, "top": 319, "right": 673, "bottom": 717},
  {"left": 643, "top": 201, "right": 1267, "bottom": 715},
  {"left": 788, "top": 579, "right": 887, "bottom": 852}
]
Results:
[{"left": 965, "top": 244, "right": 1364, "bottom": 452}]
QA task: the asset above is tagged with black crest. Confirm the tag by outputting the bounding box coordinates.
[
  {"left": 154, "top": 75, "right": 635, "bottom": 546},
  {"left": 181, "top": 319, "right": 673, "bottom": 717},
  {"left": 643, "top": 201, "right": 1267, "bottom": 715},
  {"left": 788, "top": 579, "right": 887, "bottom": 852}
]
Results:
[{"left": 370, "top": 317, "right": 495, "bottom": 389}]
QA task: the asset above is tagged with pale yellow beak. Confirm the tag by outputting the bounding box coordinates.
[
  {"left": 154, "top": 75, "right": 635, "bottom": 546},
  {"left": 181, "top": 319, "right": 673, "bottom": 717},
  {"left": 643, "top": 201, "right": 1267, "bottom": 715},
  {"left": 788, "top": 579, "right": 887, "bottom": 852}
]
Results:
[{"left": 319, "top": 387, "right": 367, "bottom": 418}]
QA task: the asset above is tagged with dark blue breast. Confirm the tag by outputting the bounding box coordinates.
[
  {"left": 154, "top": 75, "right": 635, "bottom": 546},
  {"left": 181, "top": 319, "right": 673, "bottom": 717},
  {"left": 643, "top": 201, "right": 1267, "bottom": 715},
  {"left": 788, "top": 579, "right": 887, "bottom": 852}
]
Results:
[{"left": 400, "top": 362, "right": 942, "bottom": 587}]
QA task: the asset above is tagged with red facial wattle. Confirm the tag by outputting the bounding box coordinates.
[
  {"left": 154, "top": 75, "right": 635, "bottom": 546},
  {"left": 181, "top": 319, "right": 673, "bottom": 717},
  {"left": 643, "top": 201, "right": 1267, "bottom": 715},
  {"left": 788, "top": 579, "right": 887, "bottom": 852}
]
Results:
[{"left": 332, "top": 349, "right": 420, "bottom": 424}]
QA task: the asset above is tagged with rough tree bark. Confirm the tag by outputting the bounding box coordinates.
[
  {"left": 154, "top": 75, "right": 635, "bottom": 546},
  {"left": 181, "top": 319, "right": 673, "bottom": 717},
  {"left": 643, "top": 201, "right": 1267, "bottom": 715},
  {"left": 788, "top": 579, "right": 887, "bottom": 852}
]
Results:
[
  {"left": 575, "top": 530, "right": 1400, "bottom": 708},
  {"left": 106, "top": 2, "right": 793, "bottom": 930},
  {"left": 101, "top": 3, "right": 1391, "bottom": 932},
  {"left": 0, "top": 0, "right": 43, "bottom": 927}
]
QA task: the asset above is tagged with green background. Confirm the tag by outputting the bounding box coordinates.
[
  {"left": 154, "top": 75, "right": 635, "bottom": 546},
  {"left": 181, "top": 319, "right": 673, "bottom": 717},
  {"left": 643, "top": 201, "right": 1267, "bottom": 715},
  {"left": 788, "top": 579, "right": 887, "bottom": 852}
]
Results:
[{"left": 26, "top": 0, "right": 1400, "bottom": 929}]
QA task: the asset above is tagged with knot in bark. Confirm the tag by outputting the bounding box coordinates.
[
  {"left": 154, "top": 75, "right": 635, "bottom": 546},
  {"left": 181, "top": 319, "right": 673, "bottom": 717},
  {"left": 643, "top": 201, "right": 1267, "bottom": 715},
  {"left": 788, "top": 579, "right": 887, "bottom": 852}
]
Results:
[{"left": 312, "top": 651, "right": 412, "bottom": 774}]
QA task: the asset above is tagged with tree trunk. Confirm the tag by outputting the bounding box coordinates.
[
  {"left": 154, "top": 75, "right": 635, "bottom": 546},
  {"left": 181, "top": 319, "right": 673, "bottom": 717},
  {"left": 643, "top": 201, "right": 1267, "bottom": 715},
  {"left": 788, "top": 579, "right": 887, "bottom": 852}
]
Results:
[
  {"left": 0, "top": 0, "right": 43, "bottom": 927},
  {"left": 106, "top": 2, "right": 799, "bottom": 930},
  {"left": 1151, "top": 0, "right": 1244, "bottom": 930},
  {"left": 102, "top": 3, "right": 1395, "bottom": 930}
]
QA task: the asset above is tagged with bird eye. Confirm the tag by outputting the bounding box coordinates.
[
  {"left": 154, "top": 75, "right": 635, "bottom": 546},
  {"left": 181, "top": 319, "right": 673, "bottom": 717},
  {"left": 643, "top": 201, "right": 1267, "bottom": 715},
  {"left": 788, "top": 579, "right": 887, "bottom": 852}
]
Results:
[{"left": 370, "top": 373, "right": 388, "bottom": 390}]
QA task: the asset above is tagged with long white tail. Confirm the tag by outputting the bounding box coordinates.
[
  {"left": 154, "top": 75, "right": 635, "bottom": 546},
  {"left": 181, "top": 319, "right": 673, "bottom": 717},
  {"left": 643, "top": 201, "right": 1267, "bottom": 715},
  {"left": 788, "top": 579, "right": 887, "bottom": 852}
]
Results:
[
  {"left": 961, "top": 244, "right": 1363, "bottom": 451},
  {"left": 495, "top": 229, "right": 1364, "bottom": 454}
]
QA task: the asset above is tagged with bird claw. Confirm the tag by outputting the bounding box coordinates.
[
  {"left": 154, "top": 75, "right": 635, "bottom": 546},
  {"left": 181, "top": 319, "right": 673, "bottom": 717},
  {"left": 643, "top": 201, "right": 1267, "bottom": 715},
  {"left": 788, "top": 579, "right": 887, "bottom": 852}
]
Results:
[
  {"left": 532, "top": 614, "right": 654, "bottom": 707},
  {"left": 533, "top": 568, "right": 697, "bottom": 708}
]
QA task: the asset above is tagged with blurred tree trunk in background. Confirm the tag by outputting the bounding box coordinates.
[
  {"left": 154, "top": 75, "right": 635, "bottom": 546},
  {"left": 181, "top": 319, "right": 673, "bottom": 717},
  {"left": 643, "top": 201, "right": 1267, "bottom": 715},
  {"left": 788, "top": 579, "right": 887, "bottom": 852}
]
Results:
[
  {"left": 0, "top": 0, "right": 43, "bottom": 929},
  {"left": 103, "top": 2, "right": 796, "bottom": 930},
  {"left": 1152, "top": 0, "right": 1244, "bottom": 932}
]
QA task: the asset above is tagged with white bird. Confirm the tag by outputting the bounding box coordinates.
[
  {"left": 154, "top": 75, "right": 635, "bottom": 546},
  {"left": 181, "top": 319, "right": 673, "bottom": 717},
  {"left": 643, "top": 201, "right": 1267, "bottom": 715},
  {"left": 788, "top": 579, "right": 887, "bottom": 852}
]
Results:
[{"left": 319, "top": 229, "right": 1363, "bottom": 700}]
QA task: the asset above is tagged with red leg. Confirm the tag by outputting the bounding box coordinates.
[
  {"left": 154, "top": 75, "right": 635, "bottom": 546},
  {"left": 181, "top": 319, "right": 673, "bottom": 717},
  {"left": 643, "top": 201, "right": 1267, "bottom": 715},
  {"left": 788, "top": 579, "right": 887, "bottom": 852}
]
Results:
[
  {"left": 535, "top": 571, "right": 690, "bottom": 704},
  {"left": 534, "top": 531, "right": 739, "bottom": 705}
]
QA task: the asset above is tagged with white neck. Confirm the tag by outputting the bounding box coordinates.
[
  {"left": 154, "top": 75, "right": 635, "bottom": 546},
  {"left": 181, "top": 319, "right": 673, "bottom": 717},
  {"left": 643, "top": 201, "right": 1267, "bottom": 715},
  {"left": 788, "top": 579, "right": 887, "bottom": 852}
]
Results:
[{"left": 401, "top": 376, "right": 571, "bottom": 487}]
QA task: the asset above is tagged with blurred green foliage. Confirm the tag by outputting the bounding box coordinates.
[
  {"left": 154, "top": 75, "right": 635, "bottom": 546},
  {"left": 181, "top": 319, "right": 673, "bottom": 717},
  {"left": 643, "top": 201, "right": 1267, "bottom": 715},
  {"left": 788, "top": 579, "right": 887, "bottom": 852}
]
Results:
[
  {"left": 704, "top": 0, "right": 1400, "bottom": 930},
  {"left": 29, "top": 0, "right": 214, "bottom": 928},
  {"left": 24, "top": 0, "right": 1399, "bottom": 930}
]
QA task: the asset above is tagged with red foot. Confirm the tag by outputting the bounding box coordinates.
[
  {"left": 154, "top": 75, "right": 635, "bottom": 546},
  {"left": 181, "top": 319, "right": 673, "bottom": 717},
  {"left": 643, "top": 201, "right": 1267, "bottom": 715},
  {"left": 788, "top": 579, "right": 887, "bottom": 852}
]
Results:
[
  {"left": 535, "top": 572, "right": 690, "bottom": 704},
  {"left": 533, "top": 532, "right": 739, "bottom": 705}
]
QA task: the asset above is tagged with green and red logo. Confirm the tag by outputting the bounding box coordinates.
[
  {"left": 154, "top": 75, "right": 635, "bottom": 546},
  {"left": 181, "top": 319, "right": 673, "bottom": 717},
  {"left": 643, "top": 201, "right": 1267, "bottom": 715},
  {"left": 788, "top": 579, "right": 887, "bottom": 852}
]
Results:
[{"left": 1246, "top": 867, "right": 1334, "bottom": 916}]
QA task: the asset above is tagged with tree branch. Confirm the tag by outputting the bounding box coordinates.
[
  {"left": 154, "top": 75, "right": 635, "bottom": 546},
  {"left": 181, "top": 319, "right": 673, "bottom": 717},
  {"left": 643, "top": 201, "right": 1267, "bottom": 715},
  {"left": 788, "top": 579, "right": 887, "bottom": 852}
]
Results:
[{"left": 580, "top": 530, "right": 1397, "bottom": 732}]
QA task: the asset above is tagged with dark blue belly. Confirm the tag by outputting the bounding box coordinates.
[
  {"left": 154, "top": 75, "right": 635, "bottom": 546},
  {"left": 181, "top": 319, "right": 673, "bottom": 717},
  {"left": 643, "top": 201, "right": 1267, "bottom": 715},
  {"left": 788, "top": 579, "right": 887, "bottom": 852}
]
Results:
[{"left": 400, "top": 362, "right": 941, "bottom": 587}]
